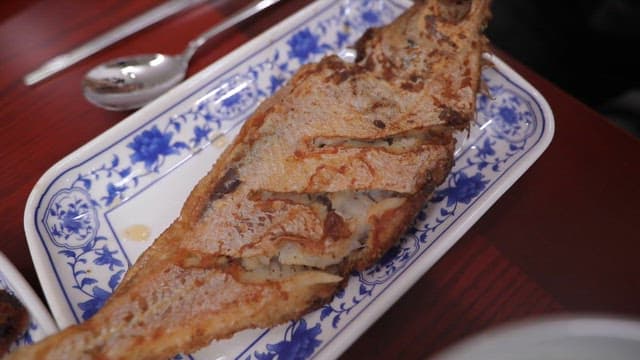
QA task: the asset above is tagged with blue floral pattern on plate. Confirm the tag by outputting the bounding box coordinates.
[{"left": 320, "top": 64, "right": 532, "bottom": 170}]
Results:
[
  {"left": 44, "top": 188, "right": 98, "bottom": 249},
  {"left": 25, "top": 1, "right": 553, "bottom": 359},
  {"left": 253, "top": 319, "right": 322, "bottom": 360}
]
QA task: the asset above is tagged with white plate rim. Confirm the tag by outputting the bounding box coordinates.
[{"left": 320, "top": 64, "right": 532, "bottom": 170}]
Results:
[
  {"left": 0, "top": 252, "right": 58, "bottom": 341},
  {"left": 432, "top": 314, "right": 640, "bottom": 360}
]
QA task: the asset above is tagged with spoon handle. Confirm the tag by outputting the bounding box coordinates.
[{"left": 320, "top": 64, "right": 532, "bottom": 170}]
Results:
[{"left": 182, "top": 0, "right": 283, "bottom": 61}]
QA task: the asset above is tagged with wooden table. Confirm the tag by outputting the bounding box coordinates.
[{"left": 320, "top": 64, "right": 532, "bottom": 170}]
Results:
[{"left": 1, "top": 0, "right": 639, "bottom": 358}]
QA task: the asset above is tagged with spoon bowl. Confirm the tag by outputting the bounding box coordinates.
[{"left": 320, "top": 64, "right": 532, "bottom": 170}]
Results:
[
  {"left": 83, "top": 54, "right": 186, "bottom": 110},
  {"left": 83, "top": 0, "right": 281, "bottom": 111}
]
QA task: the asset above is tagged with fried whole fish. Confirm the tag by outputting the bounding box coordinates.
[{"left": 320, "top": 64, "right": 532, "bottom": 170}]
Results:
[{"left": 10, "top": 1, "right": 491, "bottom": 358}]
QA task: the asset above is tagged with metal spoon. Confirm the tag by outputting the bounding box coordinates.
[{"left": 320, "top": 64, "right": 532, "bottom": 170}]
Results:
[{"left": 83, "top": 0, "right": 282, "bottom": 111}]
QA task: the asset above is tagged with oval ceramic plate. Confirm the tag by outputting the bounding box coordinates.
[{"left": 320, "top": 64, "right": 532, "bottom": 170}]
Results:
[
  {"left": 0, "top": 252, "right": 57, "bottom": 355},
  {"left": 24, "top": 0, "right": 554, "bottom": 359},
  {"left": 433, "top": 315, "right": 640, "bottom": 360}
]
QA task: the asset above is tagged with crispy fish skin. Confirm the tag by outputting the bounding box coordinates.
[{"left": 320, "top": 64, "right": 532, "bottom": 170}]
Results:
[{"left": 9, "top": 1, "right": 491, "bottom": 359}]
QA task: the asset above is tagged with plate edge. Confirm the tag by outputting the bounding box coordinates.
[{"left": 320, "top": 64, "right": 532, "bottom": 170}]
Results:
[{"left": 0, "top": 251, "right": 58, "bottom": 336}]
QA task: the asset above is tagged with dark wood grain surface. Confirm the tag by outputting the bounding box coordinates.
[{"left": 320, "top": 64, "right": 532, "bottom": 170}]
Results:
[{"left": 1, "top": 1, "right": 639, "bottom": 359}]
